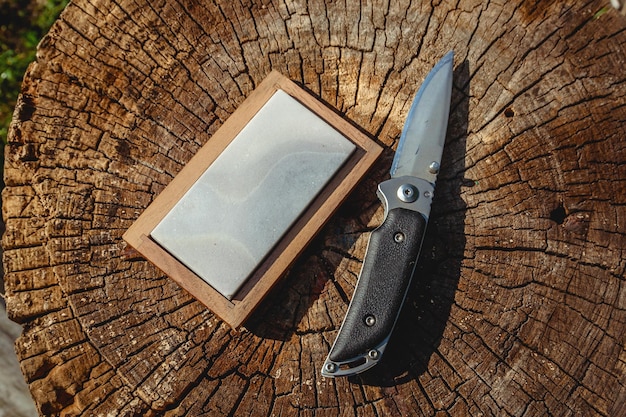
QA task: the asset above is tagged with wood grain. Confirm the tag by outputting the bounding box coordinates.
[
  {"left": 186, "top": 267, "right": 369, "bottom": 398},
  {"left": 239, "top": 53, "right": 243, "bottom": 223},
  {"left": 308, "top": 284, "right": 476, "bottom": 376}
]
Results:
[{"left": 3, "top": 0, "right": 626, "bottom": 415}]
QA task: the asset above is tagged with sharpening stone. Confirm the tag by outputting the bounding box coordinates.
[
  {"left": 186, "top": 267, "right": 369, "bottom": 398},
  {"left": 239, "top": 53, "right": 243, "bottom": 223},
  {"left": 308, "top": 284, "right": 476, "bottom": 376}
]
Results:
[{"left": 151, "top": 89, "right": 356, "bottom": 299}]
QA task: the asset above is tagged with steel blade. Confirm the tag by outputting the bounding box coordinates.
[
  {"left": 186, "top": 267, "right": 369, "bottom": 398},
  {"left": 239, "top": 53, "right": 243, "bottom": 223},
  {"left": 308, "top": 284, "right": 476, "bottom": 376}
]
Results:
[{"left": 390, "top": 51, "right": 454, "bottom": 183}]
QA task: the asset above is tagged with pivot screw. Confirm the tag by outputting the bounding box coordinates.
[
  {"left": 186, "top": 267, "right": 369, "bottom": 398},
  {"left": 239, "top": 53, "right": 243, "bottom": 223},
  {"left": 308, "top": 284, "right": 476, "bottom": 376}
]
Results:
[
  {"left": 429, "top": 161, "right": 440, "bottom": 174},
  {"left": 365, "top": 315, "right": 376, "bottom": 326},
  {"left": 397, "top": 184, "right": 418, "bottom": 203}
]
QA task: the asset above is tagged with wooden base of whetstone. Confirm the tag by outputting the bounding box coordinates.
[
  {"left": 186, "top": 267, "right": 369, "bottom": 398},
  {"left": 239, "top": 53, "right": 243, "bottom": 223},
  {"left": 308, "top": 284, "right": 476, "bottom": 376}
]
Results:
[{"left": 123, "top": 71, "right": 382, "bottom": 328}]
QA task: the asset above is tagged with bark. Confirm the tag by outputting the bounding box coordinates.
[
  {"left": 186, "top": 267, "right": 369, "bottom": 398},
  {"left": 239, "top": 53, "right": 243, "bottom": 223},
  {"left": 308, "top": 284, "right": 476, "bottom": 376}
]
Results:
[
  {"left": 0, "top": 303, "right": 38, "bottom": 417},
  {"left": 3, "top": 0, "right": 626, "bottom": 415}
]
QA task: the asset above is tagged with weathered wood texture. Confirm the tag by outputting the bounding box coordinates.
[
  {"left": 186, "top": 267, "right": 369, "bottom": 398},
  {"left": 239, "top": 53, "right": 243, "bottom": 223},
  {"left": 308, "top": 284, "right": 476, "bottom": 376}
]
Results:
[{"left": 3, "top": 0, "right": 626, "bottom": 415}]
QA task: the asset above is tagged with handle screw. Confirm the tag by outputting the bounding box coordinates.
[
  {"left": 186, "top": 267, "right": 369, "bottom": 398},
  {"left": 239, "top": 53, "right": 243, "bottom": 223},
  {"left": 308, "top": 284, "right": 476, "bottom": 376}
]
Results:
[
  {"left": 365, "top": 315, "right": 376, "bottom": 326},
  {"left": 394, "top": 232, "right": 405, "bottom": 243},
  {"left": 368, "top": 349, "right": 379, "bottom": 360},
  {"left": 324, "top": 362, "right": 337, "bottom": 373}
]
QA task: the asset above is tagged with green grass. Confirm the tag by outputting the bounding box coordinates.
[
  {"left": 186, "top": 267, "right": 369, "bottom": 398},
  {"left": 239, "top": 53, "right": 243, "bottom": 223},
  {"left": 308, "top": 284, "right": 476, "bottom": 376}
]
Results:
[{"left": 0, "top": 0, "right": 69, "bottom": 144}]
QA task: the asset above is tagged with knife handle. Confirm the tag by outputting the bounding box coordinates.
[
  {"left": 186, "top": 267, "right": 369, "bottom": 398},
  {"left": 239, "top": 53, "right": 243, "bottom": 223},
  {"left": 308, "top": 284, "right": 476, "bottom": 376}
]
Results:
[{"left": 326, "top": 207, "right": 426, "bottom": 367}]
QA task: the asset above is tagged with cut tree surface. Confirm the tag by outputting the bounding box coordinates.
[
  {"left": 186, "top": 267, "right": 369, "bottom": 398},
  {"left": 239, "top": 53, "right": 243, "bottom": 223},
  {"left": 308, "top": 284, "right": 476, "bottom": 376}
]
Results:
[{"left": 3, "top": 0, "right": 626, "bottom": 416}]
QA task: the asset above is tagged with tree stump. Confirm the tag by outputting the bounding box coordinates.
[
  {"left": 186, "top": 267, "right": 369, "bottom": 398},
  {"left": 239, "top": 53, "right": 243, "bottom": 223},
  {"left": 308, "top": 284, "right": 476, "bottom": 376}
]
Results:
[{"left": 4, "top": 0, "right": 626, "bottom": 415}]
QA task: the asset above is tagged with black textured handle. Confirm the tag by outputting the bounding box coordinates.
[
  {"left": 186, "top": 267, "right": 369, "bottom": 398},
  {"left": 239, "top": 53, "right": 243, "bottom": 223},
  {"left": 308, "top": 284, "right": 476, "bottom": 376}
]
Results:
[{"left": 329, "top": 208, "right": 427, "bottom": 363}]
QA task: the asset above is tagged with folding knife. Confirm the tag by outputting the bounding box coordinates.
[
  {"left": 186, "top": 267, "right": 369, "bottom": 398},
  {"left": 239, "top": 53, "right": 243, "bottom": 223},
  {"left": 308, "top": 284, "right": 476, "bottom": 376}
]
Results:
[{"left": 321, "top": 51, "right": 454, "bottom": 377}]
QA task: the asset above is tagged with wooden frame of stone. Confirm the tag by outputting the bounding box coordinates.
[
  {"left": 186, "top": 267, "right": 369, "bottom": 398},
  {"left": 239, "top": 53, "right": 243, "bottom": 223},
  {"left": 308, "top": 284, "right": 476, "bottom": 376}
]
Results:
[{"left": 123, "top": 71, "right": 382, "bottom": 328}]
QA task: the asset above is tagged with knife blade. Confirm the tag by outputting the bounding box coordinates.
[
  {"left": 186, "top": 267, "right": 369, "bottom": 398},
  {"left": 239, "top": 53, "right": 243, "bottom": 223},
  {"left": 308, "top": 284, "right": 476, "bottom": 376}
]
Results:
[{"left": 321, "top": 51, "right": 454, "bottom": 377}]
